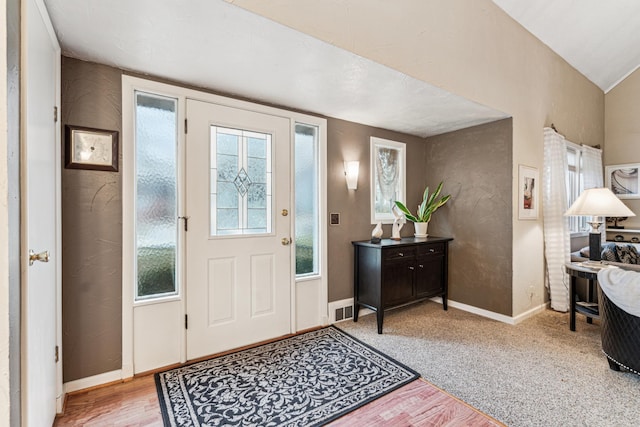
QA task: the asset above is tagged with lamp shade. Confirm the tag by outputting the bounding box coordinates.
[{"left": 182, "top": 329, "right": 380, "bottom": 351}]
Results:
[{"left": 564, "top": 188, "right": 636, "bottom": 217}]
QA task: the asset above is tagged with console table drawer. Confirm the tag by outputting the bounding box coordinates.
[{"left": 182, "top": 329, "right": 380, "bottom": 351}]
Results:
[
  {"left": 417, "top": 243, "right": 445, "bottom": 256},
  {"left": 383, "top": 247, "right": 416, "bottom": 260}
]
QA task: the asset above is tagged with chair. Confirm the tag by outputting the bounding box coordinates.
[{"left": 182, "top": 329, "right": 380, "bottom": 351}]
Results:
[{"left": 597, "top": 268, "right": 640, "bottom": 375}]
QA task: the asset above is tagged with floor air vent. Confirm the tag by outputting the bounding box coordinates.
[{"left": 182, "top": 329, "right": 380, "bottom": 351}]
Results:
[{"left": 334, "top": 305, "right": 354, "bottom": 322}]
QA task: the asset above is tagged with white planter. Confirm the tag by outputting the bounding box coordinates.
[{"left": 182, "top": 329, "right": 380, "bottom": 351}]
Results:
[{"left": 414, "top": 222, "right": 429, "bottom": 237}]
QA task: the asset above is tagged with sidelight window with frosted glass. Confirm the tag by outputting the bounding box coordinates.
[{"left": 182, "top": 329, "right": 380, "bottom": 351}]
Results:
[
  {"left": 210, "top": 126, "right": 272, "bottom": 236},
  {"left": 295, "top": 123, "right": 319, "bottom": 276},
  {"left": 135, "top": 92, "right": 178, "bottom": 300}
]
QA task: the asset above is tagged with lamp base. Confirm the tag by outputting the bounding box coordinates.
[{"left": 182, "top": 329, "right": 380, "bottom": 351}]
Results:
[{"left": 589, "top": 232, "right": 601, "bottom": 261}]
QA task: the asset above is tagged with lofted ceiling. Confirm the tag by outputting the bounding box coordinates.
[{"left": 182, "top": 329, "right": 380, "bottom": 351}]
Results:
[
  {"left": 43, "top": 1, "right": 640, "bottom": 138},
  {"left": 492, "top": 0, "right": 640, "bottom": 93},
  {"left": 43, "top": 0, "right": 508, "bottom": 138}
]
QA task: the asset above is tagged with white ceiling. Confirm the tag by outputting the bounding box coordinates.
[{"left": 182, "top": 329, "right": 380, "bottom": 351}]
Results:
[
  {"left": 43, "top": 1, "right": 640, "bottom": 138},
  {"left": 43, "top": 0, "right": 508, "bottom": 138},
  {"left": 492, "top": 0, "right": 640, "bottom": 93}
]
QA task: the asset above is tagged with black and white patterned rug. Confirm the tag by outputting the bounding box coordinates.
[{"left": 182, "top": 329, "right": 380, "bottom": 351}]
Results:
[{"left": 155, "top": 326, "right": 419, "bottom": 426}]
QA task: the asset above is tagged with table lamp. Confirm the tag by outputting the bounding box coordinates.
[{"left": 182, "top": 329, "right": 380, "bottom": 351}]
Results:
[{"left": 565, "top": 188, "right": 636, "bottom": 261}]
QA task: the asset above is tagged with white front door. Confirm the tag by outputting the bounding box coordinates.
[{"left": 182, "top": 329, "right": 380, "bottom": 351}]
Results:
[
  {"left": 21, "top": 0, "right": 61, "bottom": 424},
  {"left": 185, "top": 99, "right": 291, "bottom": 360}
]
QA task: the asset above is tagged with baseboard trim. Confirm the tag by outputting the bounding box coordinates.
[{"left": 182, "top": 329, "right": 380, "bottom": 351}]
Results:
[
  {"left": 63, "top": 369, "right": 124, "bottom": 394},
  {"left": 430, "top": 298, "right": 548, "bottom": 325},
  {"left": 511, "top": 302, "right": 550, "bottom": 324},
  {"left": 334, "top": 297, "right": 549, "bottom": 325}
]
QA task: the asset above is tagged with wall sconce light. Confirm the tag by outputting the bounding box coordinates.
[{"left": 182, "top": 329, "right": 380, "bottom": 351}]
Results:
[{"left": 344, "top": 161, "right": 359, "bottom": 190}]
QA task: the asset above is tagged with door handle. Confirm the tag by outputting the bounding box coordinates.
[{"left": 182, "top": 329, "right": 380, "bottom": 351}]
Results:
[
  {"left": 281, "top": 237, "right": 292, "bottom": 246},
  {"left": 29, "top": 249, "right": 50, "bottom": 266}
]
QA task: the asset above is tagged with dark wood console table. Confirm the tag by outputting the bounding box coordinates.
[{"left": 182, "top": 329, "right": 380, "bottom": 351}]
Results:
[{"left": 352, "top": 236, "right": 453, "bottom": 334}]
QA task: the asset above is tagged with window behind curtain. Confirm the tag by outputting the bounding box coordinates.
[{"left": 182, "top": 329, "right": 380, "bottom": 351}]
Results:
[{"left": 566, "top": 144, "right": 587, "bottom": 234}]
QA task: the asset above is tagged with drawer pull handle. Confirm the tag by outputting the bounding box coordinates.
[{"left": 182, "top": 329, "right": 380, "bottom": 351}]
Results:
[
  {"left": 419, "top": 264, "right": 424, "bottom": 268},
  {"left": 429, "top": 249, "right": 435, "bottom": 252},
  {"left": 408, "top": 266, "right": 414, "bottom": 270},
  {"left": 398, "top": 252, "right": 404, "bottom": 257}
]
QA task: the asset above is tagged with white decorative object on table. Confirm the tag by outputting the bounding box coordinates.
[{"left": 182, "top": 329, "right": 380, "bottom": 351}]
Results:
[
  {"left": 371, "top": 222, "right": 383, "bottom": 243},
  {"left": 391, "top": 205, "right": 405, "bottom": 240},
  {"left": 414, "top": 222, "right": 428, "bottom": 238}
]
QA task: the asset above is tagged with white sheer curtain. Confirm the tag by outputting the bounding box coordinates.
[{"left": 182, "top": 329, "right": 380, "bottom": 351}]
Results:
[
  {"left": 543, "top": 128, "right": 571, "bottom": 311},
  {"left": 542, "top": 128, "right": 604, "bottom": 312},
  {"left": 581, "top": 145, "right": 605, "bottom": 242},
  {"left": 582, "top": 145, "right": 604, "bottom": 189}
]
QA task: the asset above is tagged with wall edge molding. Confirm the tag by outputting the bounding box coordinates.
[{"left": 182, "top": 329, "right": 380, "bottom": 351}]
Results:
[
  {"left": 63, "top": 369, "right": 123, "bottom": 395},
  {"left": 431, "top": 297, "right": 549, "bottom": 325}
]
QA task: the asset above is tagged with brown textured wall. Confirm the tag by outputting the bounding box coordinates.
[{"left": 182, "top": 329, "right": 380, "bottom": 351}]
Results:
[
  {"left": 425, "top": 119, "right": 513, "bottom": 316},
  {"left": 327, "top": 119, "right": 428, "bottom": 302},
  {"left": 61, "top": 57, "right": 123, "bottom": 382},
  {"left": 60, "top": 57, "right": 511, "bottom": 380}
]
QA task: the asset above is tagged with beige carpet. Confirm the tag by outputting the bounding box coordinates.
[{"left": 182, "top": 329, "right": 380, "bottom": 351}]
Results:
[{"left": 337, "top": 301, "right": 640, "bottom": 426}]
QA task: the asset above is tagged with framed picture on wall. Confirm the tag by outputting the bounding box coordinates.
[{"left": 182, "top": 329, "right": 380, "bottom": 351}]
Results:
[
  {"left": 65, "top": 125, "right": 119, "bottom": 172},
  {"left": 606, "top": 163, "right": 640, "bottom": 199},
  {"left": 370, "top": 137, "right": 406, "bottom": 224},
  {"left": 518, "top": 165, "right": 538, "bottom": 220}
]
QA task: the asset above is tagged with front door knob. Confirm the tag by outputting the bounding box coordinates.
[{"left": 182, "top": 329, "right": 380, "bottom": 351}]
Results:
[
  {"left": 281, "top": 237, "right": 292, "bottom": 246},
  {"left": 29, "top": 250, "right": 50, "bottom": 266}
]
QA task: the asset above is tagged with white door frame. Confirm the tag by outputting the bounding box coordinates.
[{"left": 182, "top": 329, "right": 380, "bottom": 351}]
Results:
[
  {"left": 20, "top": 0, "right": 63, "bottom": 419},
  {"left": 122, "top": 75, "right": 327, "bottom": 378}
]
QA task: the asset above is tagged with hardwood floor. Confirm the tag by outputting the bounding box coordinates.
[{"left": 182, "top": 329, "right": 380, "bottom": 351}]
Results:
[
  {"left": 55, "top": 376, "right": 503, "bottom": 426},
  {"left": 329, "top": 379, "right": 504, "bottom": 427},
  {"left": 55, "top": 376, "right": 162, "bottom": 427}
]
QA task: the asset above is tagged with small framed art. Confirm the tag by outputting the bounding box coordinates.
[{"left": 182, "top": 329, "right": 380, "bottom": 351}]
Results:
[
  {"left": 606, "top": 163, "right": 640, "bottom": 199},
  {"left": 65, "top": 125, "right": 119, "bottom": 171},
  {"left": 518, "top": 165, "right": 538, "bottom": 220}
]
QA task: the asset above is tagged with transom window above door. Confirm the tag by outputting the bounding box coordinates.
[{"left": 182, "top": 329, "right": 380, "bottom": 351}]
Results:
[{"left": 210, "top": 126, "right": 272, "bottom": 236}]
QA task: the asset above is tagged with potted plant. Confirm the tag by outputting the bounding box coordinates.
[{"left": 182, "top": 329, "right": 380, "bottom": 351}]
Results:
[{"left": 395, "top": 181, "right": 451, "bottom": 237}]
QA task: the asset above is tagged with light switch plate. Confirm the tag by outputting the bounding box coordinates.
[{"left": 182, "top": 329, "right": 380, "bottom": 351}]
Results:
[{"left": 330, "top": 213, "right": 340, "bottom": 225}]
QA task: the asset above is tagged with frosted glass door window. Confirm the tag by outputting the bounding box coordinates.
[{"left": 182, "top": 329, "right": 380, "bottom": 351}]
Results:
[
  {"left": 294, "top": 124, "right": 319, "bottom": 276},
  {"left": 210, "top": 126, "right": 272, "bottom": 236},
  {"left": 135, "top": 92, "right": 178, "bottom": 300}
]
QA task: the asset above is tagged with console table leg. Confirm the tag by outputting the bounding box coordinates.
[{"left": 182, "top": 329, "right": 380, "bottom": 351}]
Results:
[
  {"left": 376, "top": 309, "right": 384, "bottom": 334},
  {"left": 353, "top": 302, "right": 360, "bottom": 322},
  {"left": 443, "top": 296, "right": 448, "bottom": 311}
]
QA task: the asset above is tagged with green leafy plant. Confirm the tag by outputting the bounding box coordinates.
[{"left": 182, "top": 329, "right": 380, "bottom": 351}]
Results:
[{"left": 395, "top": 181, "right": 451, "bottom": 223}]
